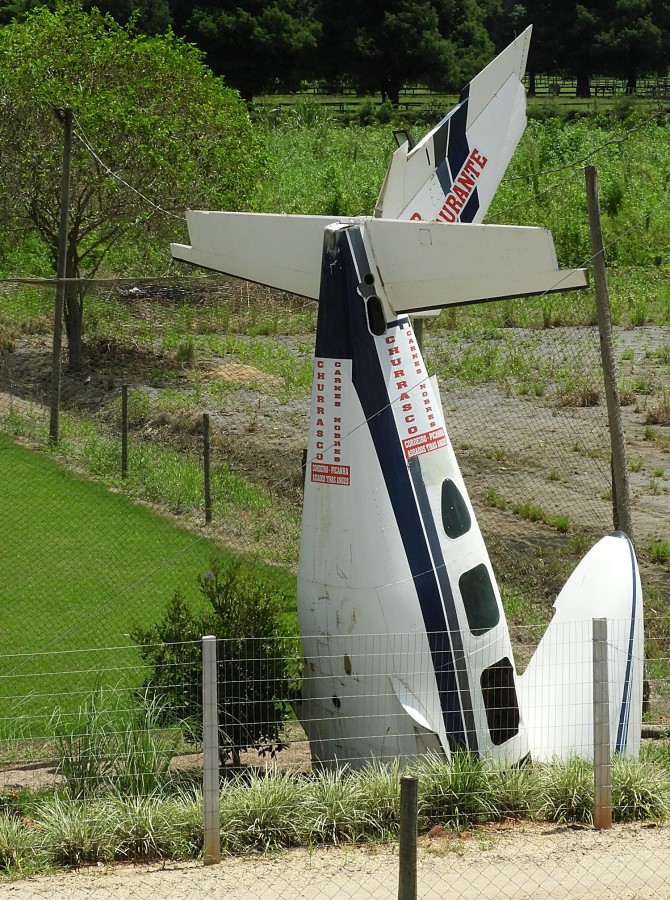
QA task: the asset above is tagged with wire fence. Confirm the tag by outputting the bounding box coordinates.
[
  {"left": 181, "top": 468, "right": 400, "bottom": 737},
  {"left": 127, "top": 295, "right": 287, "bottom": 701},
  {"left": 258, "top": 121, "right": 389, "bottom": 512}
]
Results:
[
  {"left": 1, "top": 276, "right": 668, "bottom": 652},
  {"left": 0, "top": 630, "right": 669, "bottom": 898},
  {"left": 2, "top": 273, "right": 670, "bottom": 896}
]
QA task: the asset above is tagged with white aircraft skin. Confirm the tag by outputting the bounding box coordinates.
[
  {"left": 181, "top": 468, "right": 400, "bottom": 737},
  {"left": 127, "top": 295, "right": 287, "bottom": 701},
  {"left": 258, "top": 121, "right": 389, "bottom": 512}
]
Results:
[
  {"left": 296, "top": 222, "right": 528, "bottom": 766},
  {"left": 171, "top": 28, "right": 643, "bottom": 767}
]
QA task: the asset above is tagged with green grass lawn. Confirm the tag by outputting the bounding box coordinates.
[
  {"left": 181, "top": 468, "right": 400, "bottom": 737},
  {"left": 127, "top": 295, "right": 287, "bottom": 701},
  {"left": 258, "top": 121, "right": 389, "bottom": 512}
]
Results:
[{"left": 0, "top": 433, "right": 295, "bottom": 737}]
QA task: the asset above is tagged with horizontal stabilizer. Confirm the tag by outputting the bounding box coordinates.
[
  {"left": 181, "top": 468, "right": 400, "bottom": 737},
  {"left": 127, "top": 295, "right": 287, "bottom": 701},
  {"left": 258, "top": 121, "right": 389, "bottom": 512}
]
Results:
[
  {"left": 172, "top": 212, "right": 587, "bottom": 311},
  {"left": 171, "top": 211, "right": 343, "bottom": 299},
  {"left": 364, "top": 219, "right": 588, "bottom": 311},
  {"left": 375, "top": 26, "right": 532, "bottom": 223}
]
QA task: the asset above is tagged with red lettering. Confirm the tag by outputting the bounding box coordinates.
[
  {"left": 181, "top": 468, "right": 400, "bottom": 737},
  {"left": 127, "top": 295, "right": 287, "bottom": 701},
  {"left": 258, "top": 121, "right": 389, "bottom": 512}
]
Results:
[
  {"left": 385, "top": 336, "right": 395, "bottom": 344},
  {"left": 317, "top": 360, "right": 324, "bottom": 368},
  {"left": 457, "top": 172, "right": 475, "bottom": 190},
  {"left": 445, "top": 195, "right": 461, "bottom": 213},
  {"left": 471, "top": 148, "right": 488, "bottom": 168},
  {"left": 408, "top": 426, "right": 418, "bottom": 435},
  {"left": 453, "top": 184, "right": 469, "bottom": 202},
  {"left": 397, "top": 381, "right": 408, "bottom": 389},
  {"left": 410, "top": 212, "right": 422, "bottom": 221}
]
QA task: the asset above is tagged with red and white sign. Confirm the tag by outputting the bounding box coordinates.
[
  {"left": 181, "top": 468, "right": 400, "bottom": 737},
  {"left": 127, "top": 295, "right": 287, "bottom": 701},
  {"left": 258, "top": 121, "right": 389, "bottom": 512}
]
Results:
[
  {"left": 309, "top": 358, "right": 352, "bottom": 485},
  {"left": 376, "top": 323, "right": 448, "bottom": 460}
]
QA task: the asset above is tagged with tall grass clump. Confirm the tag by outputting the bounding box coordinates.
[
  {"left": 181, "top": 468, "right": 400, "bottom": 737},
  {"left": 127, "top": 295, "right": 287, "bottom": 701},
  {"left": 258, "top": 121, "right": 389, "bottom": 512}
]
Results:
[
  {"left": 0, "top": 814, "right": 46, "bottom": 874},
  {"left": 611, "top": 754, "right": 670, "bottom": 822},
  {"left": 414, "top": 752, "right": 497, "bottom": 830},
  {"left": 220, "top": 770, "right": 310, "bottom": 853},
  {"left": 51, "top": 687, "right": 178, "bottom": 800},
  {"left": 535, "top": 756, "right": 594, "bottom": 824}
]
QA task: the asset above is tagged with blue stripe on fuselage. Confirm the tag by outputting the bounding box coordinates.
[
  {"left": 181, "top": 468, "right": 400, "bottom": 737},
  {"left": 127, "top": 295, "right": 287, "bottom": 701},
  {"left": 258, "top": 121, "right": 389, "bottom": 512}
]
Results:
[
  {"left": 616, "top": 532, "right": 638, "bottom": 751},
  {"left": 315, "top": 223, "right": 476, "bottom": 750}
]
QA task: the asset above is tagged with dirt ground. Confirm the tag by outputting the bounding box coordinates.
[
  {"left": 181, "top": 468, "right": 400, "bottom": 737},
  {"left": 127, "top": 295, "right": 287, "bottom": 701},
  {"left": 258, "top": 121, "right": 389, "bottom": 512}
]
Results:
[{"left": 3, "top": 821, "right": 670, "bottom": 899}]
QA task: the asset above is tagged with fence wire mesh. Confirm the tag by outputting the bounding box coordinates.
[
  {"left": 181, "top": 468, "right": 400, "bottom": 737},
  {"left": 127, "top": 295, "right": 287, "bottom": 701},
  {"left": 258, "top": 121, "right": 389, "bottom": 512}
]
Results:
[
  {"left": 0, "top": 629, "right": 669, "bottom": 898},
  {"left": 2, "top": 277, "right": 670, "bottom": 897}
]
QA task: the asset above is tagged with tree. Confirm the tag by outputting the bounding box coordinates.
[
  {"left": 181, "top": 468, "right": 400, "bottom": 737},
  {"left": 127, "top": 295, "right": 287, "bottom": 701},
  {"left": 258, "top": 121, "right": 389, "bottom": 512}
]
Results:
[
  {"left": 315, "top": 0, "right": 493, "bottom": 105},
  {"left": 596, "top": 0, "right": 664, "bottom": 94},
  {"left": 0, "top": 3, "right": 263, "bottom": 369},
  {"left": 132, "top": 558, "right": 300, "bottom": 768},
  {"left": 520, "top": 0, "right": 606, "bottom": 97},
  {"left": 173, "top": 0, "right": 321, "bottom": 101}
]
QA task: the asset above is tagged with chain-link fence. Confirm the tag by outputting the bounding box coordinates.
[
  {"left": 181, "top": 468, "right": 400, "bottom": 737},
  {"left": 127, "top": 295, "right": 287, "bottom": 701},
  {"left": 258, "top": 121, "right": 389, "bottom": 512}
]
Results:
[
  {"left": 2, "top": 275, "right": 670, "bottom": 895},
  {"left": 1, "top": 629, "right": 670, "bottom": 898}
]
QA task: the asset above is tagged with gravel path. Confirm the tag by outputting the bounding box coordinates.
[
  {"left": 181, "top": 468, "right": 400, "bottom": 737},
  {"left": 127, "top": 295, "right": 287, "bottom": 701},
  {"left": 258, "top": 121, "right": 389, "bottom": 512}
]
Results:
[{"left": 4, "top": 822, "right": 670, "bottom": 899}]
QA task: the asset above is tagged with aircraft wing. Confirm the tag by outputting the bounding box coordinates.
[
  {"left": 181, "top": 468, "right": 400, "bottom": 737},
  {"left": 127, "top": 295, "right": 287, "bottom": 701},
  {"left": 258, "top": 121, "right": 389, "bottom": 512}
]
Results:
[
  {"left": 375, "top": 25, "right": 532, "bottom": 224},
  {"left": 364, "top": 218, "right": 587, "bottom": 312}
]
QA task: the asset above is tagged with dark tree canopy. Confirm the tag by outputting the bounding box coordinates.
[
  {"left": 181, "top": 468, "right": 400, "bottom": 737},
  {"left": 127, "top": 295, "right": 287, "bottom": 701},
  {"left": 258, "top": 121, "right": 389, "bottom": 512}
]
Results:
[
  {"left": 316, "top": 0, "right": 493, "bottom": 105},
  {"left": 176, "top": 0, "right": 321, "bottom": 101}
]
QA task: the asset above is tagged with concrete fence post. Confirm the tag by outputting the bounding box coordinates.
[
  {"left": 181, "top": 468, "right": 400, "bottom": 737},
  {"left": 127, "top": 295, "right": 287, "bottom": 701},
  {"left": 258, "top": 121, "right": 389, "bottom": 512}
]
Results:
[
  {"left": 202, "top": 634, "right": 221, "bottom": 864},
  {"left": 593, "top": 617, "right": 612, "bottom": 830}
]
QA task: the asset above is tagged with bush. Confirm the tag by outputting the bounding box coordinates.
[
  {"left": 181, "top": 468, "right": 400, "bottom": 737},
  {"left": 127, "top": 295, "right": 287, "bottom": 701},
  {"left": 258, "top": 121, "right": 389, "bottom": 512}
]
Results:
[{"left": 132, "top": 557, "right": 300, "bottom": 767}]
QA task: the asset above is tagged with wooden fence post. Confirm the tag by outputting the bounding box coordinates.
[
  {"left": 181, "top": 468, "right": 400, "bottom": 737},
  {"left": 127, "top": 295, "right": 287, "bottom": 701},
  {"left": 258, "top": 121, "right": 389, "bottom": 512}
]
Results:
[
  {"left": 398, "top": 775, "right": 419, "bottom": 900},
  {"left": 585, "top": 165, "right": 632, "bottom": 538},
  {"left": 121, "top": 384, "right": 128, "bottom": 479},
  {"left": 203, "top": 413, "right": 212, "bottom": 524}
]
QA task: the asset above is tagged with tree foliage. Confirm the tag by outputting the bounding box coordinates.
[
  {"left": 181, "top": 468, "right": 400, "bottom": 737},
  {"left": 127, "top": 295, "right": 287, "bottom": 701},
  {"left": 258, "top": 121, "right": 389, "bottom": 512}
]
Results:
[
  {"left": 174, "top": 0, "right": 321, "bottom": 101},
  {"left": 0, "top": 2, "right": 263, "bottom": 368},
  {"left": 132, "top": 558, "right": 300, "bottom": 768},
  {"left": 315, "top": 0, "right": 493, "bottom": 104}
]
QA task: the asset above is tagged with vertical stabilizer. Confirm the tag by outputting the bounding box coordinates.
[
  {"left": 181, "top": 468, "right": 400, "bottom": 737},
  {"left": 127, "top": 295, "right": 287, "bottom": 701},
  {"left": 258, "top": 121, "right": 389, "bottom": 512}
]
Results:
[{"left": 375, "top": 26, "right": 532, "bottom": 224}]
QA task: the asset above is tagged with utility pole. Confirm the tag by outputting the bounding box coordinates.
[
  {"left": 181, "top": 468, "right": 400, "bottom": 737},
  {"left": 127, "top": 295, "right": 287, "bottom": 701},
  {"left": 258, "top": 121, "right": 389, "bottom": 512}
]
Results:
[{"left": 49, "top": 107, "right": 73, "bottom": 446}]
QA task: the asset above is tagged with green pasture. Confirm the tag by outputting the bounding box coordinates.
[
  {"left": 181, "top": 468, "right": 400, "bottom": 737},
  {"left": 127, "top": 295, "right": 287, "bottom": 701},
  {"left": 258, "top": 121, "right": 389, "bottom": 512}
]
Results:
[{"left": 0, "top": 433, "right": 296, "bottom": 737}]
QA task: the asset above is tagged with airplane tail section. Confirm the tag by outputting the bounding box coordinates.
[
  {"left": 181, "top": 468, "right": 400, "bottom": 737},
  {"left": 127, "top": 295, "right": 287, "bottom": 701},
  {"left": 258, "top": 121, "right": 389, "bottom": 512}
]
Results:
[{"left": 375, "top": 25, "right": 532, "bottom": 224}]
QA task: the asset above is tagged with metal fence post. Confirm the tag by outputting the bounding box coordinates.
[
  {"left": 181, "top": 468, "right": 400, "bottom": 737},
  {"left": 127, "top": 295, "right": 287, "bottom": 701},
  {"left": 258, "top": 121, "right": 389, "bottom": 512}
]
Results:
[
  {"left": 202, "top": 634, "right": 221, "bottom": 864},
  {"left": 398, "top": 774, "right": 419, "bottom": 900},
  {"left": 593, "top": 617, "right": 612, "bottom": 830}
]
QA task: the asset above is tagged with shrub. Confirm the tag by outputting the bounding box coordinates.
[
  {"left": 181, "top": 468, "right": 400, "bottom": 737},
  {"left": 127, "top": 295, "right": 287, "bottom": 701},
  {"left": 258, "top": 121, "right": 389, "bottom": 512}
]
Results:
[{"left": 132, "top": 557, "right": 300, "bottom": 767}]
